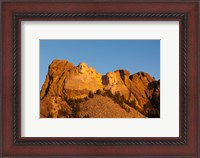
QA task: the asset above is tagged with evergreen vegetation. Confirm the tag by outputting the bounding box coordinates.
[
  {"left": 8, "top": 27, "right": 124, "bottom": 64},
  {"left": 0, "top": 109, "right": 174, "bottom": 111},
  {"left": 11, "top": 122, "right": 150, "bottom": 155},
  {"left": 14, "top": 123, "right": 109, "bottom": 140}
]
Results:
[
  {"left": 88, "top": 91, "right": 94, "bottom": 98},
  {"left": 62, "top": 89, "right": 159, "bottom": 118}
]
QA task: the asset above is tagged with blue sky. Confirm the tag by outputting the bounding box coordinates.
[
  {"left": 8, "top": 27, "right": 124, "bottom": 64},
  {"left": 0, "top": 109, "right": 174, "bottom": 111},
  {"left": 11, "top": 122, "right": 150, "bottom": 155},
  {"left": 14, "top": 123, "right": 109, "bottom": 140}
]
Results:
[{"left": 40, "top": 40, "right": 160, "bottom": 89}]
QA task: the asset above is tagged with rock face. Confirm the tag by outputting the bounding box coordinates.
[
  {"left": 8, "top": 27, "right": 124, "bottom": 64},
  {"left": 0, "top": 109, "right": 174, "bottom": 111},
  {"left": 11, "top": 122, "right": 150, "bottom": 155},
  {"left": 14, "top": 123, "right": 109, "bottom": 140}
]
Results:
[
  {"left": 63, "top": 62, "right": 103, "bottom": 99},
  {"left": 40, "top": 60, "right": 74, "bottom": 99},
  {"left": 40, "top": 59, "right": 160, "bottom": 118}
]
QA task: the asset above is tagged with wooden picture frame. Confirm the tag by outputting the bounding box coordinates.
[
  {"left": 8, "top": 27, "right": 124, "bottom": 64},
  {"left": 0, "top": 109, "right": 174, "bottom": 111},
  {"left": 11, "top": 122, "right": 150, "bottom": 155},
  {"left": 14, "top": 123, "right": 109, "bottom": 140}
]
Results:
[{"left": 1, "top": 0, "right": 199, "bottom": 157}]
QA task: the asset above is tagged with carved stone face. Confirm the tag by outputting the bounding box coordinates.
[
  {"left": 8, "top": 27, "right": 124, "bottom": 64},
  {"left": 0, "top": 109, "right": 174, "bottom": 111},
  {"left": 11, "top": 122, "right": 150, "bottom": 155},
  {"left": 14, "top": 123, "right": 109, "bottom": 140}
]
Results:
[
  {"left": 78, "top": 62, "right": 88, "bottom": 74},
  {"left": 88, "top": 67, "right": 96, "bottom": 77},
  {"left": 96, "top": 73, "right": 102, "bottom": 79},
  {"left": 107, "top": 72, "right": 117, "bottom": 85},
  {"left": 96, "top": 73, "right": 102, "bottom": 84}
]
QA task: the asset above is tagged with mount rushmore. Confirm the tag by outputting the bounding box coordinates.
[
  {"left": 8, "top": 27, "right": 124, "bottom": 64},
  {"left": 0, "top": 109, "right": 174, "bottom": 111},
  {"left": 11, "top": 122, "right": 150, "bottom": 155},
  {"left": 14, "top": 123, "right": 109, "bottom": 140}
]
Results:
[{"left": 40, "top": 59, "right": 160, "bottom": 118}]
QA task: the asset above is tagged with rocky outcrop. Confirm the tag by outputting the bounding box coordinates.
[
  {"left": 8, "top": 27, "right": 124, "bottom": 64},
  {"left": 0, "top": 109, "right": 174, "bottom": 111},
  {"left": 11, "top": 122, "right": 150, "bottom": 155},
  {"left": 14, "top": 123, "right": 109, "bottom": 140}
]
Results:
[
  {"left": 103, "top": 71, "right": 131, "bottom": 100},
  {"left": 40, "top": 59, "right": 160, "bottom": 118},
  {"left": 40, "top": 59, "right": 75, "bottom": 99},
  {"left": 63, "top": 62, "right": 103, "bottom": 99}
]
